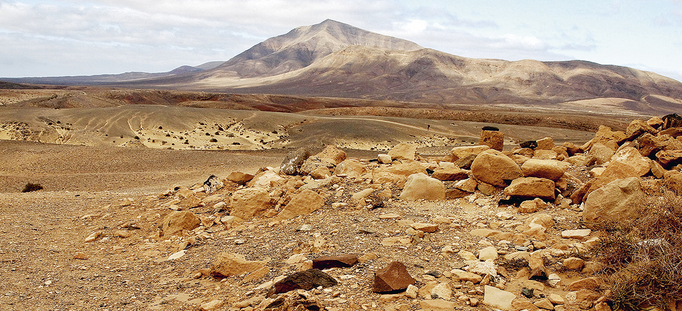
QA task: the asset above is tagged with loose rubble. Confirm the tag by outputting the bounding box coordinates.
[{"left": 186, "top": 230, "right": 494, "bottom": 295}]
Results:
[{"left": 49, "top": 114, "right": 682, "bottom": 310}]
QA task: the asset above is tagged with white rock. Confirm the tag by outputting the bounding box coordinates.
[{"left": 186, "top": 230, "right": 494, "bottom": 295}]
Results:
[
  {"left": 168, "top": 250, "right": 186, "bottom": 261},
  {"left": 406, "top": 284, "right": 419, "bottom": 298},
  {"left": 431, "top": 283, "right": 452, "bottom": 300},
  {"left": 548, "top": 273, "right": 562, "bottom": 287},
  {"left": 285, "top": 253, "right": 308, "bottom": 265}
]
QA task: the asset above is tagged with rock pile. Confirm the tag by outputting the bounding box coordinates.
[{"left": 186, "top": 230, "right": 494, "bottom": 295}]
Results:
[{"left": 111, "top": 116, "right": 682, "bottom": 310}]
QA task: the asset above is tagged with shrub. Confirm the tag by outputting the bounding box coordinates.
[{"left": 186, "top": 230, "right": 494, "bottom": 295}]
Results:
[
  {"left": 22, "top": 183, "right": 43, "bottom": 192},
  {"left": 591, "top": 192, "right": 682, "bottom": 310}
]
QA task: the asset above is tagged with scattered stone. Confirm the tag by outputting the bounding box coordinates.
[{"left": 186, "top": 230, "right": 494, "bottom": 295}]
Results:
[
  {"left": 483, "top": 285, "right": 516, "bottom": 310},
  {"left": 167, "top": 250, "right": 186, "bottom": 261},
  {"left": 373, "top": 261, "right": 416, "bottom": 293},
  {"left": 548, "top": 293, "right": 565, "bottom": 305},
  {"left": 406, "top": 284, "right": 418, "bottom": 298},
  {"left": 74, "top": 252, "right": 88, "bottom": 260},
  {"left": 411, "top": 222, "right": 439, "bottom": 233},
  {"left": 84, "top": 231, "right": 102, "bottom": 242},
  {"left": 536, "top": 137, "right": 555, "bottom": 150},
  {"left": 451, "top": 145, "right": 490, "bottom": 161},
  {"left": 471, "top": 149, "right": 523, "bottom": 187},
  {"left": 334, "top": 159, "right": 365, "bottom": 179},
  {"left": 161, "top": 211, "right": 201, "bottom": 236},
  {"left": 535, "top": 298, "right": 554, "bottom": 310},
  {"left": 271, "top": 269, "right": 338, "bottom": 295},
  {"left": 312, "top": 254, "right": 359, "bottom": 269},
  {"left": 399, "top": 173, "right": 445, "bottom": 201}
]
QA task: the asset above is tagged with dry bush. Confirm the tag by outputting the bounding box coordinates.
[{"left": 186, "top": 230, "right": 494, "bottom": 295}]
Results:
[
  {"left": 591, "top": 192, "right": 682, "bottom": 311},
  {"left": 22, "top": 182, "right": 43, "bottom": 192}
]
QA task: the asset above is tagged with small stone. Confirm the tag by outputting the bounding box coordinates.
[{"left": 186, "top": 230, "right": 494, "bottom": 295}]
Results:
[
  {"left": 73, "top": 252, "right": 88, "bottom": 260},
  {"left": 430, "top": 283, "right": 452, "bottom": 300},
  {"left": 420, "top": 299, "right": 456, "bottom": 310},
  {"left": 411, "top": 222, "right": 439, "bottom": 233},
  {"left": 563, "top": 257, "right": 585, "bottom": 270},
  {"left": 84, "top": 231, "right": 102, "bottom": 242},
  {"left": 535, "top": 298, "right": 554, "bottom": 310},
  {"left": 566, "top": 277, "right": 600, "bottom": 291},
  {"left": 285, "top": 253, "right": 308, "bottom": 265},
  {"left": 548, "top": 293, "right": 565, "bottom": 305},
  {"left": 547, "top": 273, "right": 561, "bottom": 287},
  {"left": 450, "top": 269, "right": 482, "bottom": 283},
  {"left": 406, "top": 284, "right": 418, "bottom": 298}
]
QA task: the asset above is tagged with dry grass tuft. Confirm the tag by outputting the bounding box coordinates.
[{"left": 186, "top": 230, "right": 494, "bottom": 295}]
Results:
[{"left": 591, "top": 192, "right": 682, "bottom": 311}]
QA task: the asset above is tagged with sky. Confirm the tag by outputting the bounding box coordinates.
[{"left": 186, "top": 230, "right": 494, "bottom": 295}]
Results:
[{"left": 1, "top": 0, "right": 681, "bottom": 81}]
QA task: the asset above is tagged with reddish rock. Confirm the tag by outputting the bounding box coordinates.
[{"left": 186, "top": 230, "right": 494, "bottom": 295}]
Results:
[
  {"left": 276, "top": 190, "right": 325, "bottom": 220},
  {"left": 536, "top": 137, "right": 555, "bottom": 150},
  {"left": 626, "top": 119, "right": 657, "bottom": 140},
  {"left": 312, "top": 255, "right": 359, "bottom": 270},
  {"left": 521, "top": 159, "right": 568, "bottom": 181},
  {"left": 656, "top": 150, "right": 682, "bottom": 169},
  {"left": 373, "top": 261, "right": 416, "bottom": 293}
]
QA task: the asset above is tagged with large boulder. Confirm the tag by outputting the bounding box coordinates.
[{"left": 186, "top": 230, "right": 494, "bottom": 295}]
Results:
[
  {"left": 230, "top": 188, "right": 273, "bottom": 220},
  {"left": 471, "top": 150, "right": 523, "bottom": 187},
  {"left": 400, "top": 173, "right": 445, "bottom": 201},
  {"left": 589, "top": 147, "right": 651, "bottom": 192},
  {"left": 451, "top": 145, "right": 490, "bottom": 161},
  {"left": 479, "top": 130, "right": 504, "bottom": 151},
  {"left": 656, "top": 150, "right": 682, "bottom": 169},
  {"left": 300, "top": 145, "right": 346, "bottom": 175},
  {"left": 503, "top": 177, "right": 555, "bottom": 201},
  {"left": 590, "top": 143, "right": 615, "bottom": 165},
  {"left": 625, "top": 119, "right": 657, "bottom": 139},
  {"left": 388, "top": 143, "right": 417, "bottom": 160},
  {"left": 280, "top": 148, "right": 310, "bottom": 175},
  {"left": 521, "top": 159, "right": 568, "bottom": 181},
  {"left": 162, "top": 211, "right": 201, "bottom": 236},
  {"left": 583, "top": 177, "right": 645, "bottom": 228},
  {"left": 536, "top": 137, "right": 555, "bottom": 150},
  {"left": 275, "top": 190, "right": 325, "bottom": 220}
]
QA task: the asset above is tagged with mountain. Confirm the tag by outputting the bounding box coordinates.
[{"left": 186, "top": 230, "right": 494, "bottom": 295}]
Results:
[{"left": 4, "top": 19, "right": 682, "bottom": 113}]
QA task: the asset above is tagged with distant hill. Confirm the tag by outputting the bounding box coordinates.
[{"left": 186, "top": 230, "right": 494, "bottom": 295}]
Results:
[{"left": 4, "top": 19, "right": 682, "bottom": 113}]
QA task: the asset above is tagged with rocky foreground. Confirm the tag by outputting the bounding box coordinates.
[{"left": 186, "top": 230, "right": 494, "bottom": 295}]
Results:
[{"left": 5, "top": 115, "right": 682, "bottom": 311}]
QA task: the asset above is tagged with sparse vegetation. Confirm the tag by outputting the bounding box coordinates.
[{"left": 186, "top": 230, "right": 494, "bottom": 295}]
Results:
[
  {"left": 21, "top": 182, "right": 43, "bottom": 192},
  {"left": 591, "top": 192, "right": 682, "bottom": 310}
]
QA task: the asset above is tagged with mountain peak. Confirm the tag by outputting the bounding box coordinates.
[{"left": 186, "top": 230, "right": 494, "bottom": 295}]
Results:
[{"left": 215, "top": 20, "right": 422, "bottom": 78}]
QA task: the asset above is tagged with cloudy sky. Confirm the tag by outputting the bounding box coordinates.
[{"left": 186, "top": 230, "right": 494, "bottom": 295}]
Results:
[{"left": 1, "top": 0, "right": 681, "bottom": 81}]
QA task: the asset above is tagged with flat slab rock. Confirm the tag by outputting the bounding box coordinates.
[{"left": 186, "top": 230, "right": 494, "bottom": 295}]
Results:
[
  {"left": 270, "top": 269, "right": 338, "bottom": 296},
  {"left": 312, "top": 254, "right": 359, "bottom": 270}
]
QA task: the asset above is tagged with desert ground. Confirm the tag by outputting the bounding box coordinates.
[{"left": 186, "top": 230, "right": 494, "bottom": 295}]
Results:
[{"left": 1, "top": 87, "right": 677, "bottom": 311}]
